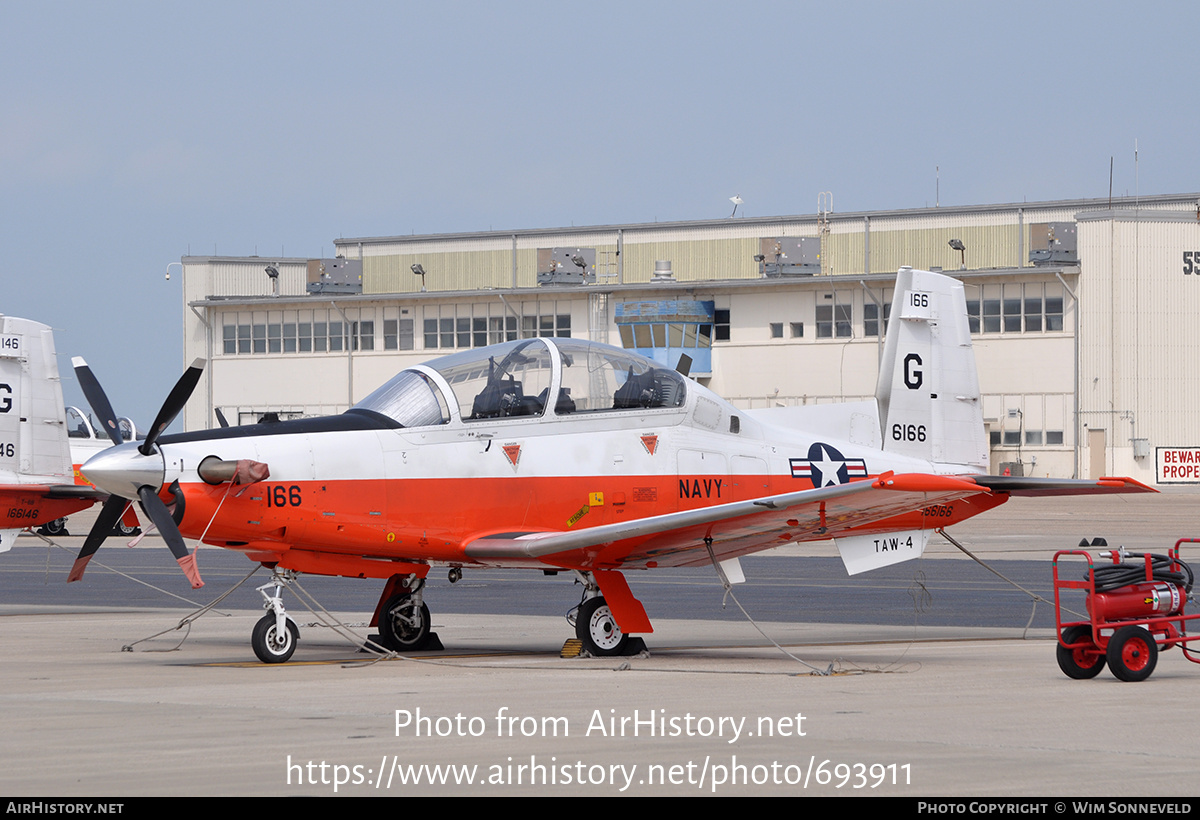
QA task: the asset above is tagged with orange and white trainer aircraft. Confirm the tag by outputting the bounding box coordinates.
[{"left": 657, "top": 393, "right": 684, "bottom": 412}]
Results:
[{"left": 68, "top": 268, "right": 1152, "bottom": 662}]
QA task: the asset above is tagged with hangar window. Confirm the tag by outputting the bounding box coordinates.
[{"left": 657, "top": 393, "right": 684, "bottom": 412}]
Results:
[
  {"left": 816, "top": 298, "right": 852, "bottom": 338},
  {"left": 424, "top": 306, "right": 567, "bottom": 351},
  {"left": 790, "top": 322, "right": 804, "bottom": 338},
  {"left": 489, "top": 316, "right": 519, "bottom": 344},
  {"left": 966, "top": 283, "right": 1065, "bottom": 335},
  {"left": 714, "top": 309, "right": 730, "bottom": 341},
  {"left": 1045, "top": 287, "right": 1064, "bottom": 331},
  {"left": 384, "top": 316, "right": 414, "bottom": 350},
  {"left": 769, "top": 323, "right": 783, "bottom": 339},
  {"left": 982, "top": 289, "right": 1001, "bottom": 333},
  {"left": 361, "top": 320, "right": 375, "bottom": 350},
  {"left": 863, "top": 301, "right": 891, "bottom": 337}
]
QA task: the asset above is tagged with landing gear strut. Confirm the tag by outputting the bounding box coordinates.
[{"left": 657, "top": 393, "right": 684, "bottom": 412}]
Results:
[
  {"left": 252, "top": 569, "right": 300, "bottom": 664},
  {"left": 376, "top": 575, "right": 434, "bottom": 652}
]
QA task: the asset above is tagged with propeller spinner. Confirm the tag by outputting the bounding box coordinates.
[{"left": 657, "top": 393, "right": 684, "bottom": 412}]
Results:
[{"left": 68, "top": 358, "right": 206, "bottom": 589}]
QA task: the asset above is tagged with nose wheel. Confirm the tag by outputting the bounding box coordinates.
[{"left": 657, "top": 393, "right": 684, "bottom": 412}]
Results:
[{"left": 252, "top": 613, "right": 299, "bottom": 663}]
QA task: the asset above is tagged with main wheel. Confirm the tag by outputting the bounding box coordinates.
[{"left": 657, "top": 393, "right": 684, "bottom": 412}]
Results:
[
  {"left": 575, "top": 596, "right": 629, "bottom": 657},
  {"left": 112, "top": 521, "right": 140, "bottom": 537},
  {"left": 1056, "top": 625, "right": 1105, "bottom": 679},
  {"left": 1106, "top": 625, "right": 1158, "bottom": 682},
  {"left": 378, "top": 593, "right": 432, "bottom": 651},
  {"left": 39, "top": 518, "right": 68, "bottom": 537},
  {"left": 252, "top": 613, "right": 299, "bottom": 664}
]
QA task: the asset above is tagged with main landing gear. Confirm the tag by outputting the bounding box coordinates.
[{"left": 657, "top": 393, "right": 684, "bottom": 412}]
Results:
[
  {"left": 377, "top": 577, "right": 433, "bottom": 652},
  {"left": 370, "top": 573, "right": 440, "bottom": 653},
  {"left": 569, "top": 572, "right": 646, "bottom": 657},
  {"left": 252, "top": 569, "right": 301, "bottom": 664}
]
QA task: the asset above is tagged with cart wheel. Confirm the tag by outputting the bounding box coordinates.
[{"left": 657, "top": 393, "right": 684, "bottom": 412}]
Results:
[
  {"left": 1056, "top": 625, "right": 1106, "bottom": 679},
  {"left": 1106, "top": 625, "right": 1158, "bottom": 682}
]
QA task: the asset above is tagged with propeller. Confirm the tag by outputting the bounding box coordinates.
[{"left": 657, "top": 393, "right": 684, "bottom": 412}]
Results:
[
  {"left": 68, "top": 358, "right": 206, "bottom": 589},
  {"left": 72, "top": 357, "right": 123, "bottom": 446}
]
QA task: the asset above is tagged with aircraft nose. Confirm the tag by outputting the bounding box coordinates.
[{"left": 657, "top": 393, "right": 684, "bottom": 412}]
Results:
[{"left": 81, "top": 443, "right": 166, "bottom": 499}]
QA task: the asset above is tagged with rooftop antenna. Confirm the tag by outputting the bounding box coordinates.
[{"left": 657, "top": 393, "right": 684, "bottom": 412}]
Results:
[
  {"left": 1108, "top": 156, "right": 1113, "bottom": 208},
  {"left": 728, "top": 195, "right": 743, "bottom": 218}
]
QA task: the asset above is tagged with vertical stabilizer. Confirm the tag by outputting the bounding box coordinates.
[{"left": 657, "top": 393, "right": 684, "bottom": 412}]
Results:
[
  {"left": 0, "top": 316, "right": 72, "bottom": 484},
  {"left": 874, "top": 268, "right": 987, "bottom": 471}
]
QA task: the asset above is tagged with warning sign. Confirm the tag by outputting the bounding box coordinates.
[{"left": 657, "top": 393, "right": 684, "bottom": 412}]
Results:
[{"left": 1156, "top": 447, "right": 1200, "bottom": 483}]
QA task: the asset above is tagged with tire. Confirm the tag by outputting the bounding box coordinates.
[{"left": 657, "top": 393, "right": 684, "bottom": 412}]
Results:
[
  {"left": 1106, "top": 625, "right": 1158, "bottom": 682},
  {"left": 378, "top": 593, "right": 432, "bottom": 652},
  {"left": 575, "top": 596, "right": 629, "bottom": 657},
  {"left": 1056, "top": 625, "right": 1105, "bottom": 679},
  {"left": 112, "top": 522, "right": 140, "bottom": 537},
  {"left": 40, "top": 518, "right": 68, "bottom": 537},
  {"left": 251, "top": 613, "right": 299, "bottom": 664}
]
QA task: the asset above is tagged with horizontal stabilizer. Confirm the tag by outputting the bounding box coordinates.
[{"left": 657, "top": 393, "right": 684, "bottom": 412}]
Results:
[{"left": 971, "top": 475, "right": 1156, "bottom": 496}]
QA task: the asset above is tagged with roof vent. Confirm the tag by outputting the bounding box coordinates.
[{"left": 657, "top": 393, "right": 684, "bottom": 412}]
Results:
[{"left": 650, "top": 260, "right": 676, "bottom": 283}]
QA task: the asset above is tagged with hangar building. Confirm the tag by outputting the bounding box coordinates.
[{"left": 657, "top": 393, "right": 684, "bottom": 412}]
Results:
[{"left": 179, "top": 192, "right": 1200, "bottom": 488}]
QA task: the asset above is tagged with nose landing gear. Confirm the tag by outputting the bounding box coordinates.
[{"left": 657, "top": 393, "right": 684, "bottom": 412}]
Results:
[{"left": 252, "top": 569, "right": 300, "bottom": 664}]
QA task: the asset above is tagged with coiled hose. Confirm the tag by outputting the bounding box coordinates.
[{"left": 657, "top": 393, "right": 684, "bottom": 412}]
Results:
[{"left": 1091, "top": 552, "right": 1194, "bottom": 594}]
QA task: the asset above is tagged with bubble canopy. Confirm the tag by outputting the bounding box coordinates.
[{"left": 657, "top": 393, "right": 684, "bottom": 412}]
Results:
[{"left": 353, "top": 338, "right": 687, "bottom": 427}]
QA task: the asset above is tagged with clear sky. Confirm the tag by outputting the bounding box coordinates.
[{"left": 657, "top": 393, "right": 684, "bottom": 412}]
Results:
[{"left": 3, "top": 0, "right": 1197, "bottom": 426}]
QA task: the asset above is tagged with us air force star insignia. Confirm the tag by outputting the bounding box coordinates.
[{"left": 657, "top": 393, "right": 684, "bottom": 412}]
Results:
[
  {"left": 809, "top": 446, "right": 845, "bottom": 487},
  {"left": 789, "top": 442, "right": 868, "bottom": 488}
]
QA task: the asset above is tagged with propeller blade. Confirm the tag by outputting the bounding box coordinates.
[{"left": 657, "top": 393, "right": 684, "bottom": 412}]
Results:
[
  {"left": 214, "top": 407, "right": 229, "bottom": 428},
  {"left": 71, "top": 358, "right": 124, "bottom": 446},
  {"left": 140, "top": 359, "right": 205, "bottom": 456},
  {"left": 137, "top": 485, "right": 203, "bottom": 589},
  {"left": 66, "top": 496, "right": 128, "bottom": 582}
]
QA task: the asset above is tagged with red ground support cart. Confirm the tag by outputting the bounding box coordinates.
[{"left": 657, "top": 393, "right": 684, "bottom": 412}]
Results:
[{"left": 1053, "top": 538, "right": 1198, "bottom": 682}]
